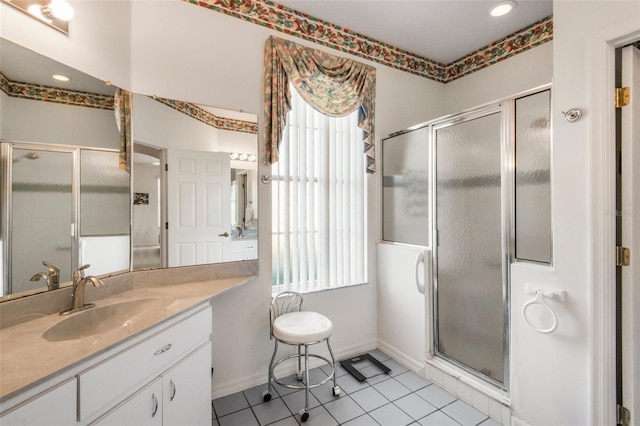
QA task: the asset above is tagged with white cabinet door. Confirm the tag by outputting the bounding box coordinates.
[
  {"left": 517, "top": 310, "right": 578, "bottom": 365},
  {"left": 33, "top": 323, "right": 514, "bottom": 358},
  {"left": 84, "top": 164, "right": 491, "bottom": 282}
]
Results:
[
  {"left": 0, "top": 379, "right": 75, "bottom": 426},
  {"left": 167, "top": 149, "right": 231, "bottom": 267},
  {"left": 93, "top": 378, "right": 163, "bottom": 426},
  {"left": 162, "top": 343, "right": 212, "bottom": 426}
]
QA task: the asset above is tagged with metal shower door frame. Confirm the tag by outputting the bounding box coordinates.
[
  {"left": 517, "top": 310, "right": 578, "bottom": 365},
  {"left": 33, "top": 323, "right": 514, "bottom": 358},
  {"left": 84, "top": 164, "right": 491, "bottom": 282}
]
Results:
[{"left": 429, "top": 102, "right": 513, "bottom": 392}]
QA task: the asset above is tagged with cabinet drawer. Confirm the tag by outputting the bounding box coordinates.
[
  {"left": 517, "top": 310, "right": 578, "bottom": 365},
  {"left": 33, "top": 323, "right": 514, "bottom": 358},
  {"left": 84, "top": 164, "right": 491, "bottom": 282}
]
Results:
[
  {"left": 78, "top": 306, "right": 211, "bottom": 422},
  {"left": 0, "top": 378, "right": 76, "bottom": 425}
]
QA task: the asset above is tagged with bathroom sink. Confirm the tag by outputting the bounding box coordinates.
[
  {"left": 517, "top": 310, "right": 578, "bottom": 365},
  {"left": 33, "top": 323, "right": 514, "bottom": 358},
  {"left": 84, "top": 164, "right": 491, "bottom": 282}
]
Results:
[{"left": 42, "top": 298, "right": 172, "bottom": 342}]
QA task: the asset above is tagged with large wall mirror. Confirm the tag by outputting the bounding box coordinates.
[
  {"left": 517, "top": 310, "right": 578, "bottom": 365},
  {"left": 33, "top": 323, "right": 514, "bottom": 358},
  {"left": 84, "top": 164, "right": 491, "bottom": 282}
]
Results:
[
  {"left": 0, "top": 38, "right": 258, "bottom": 302},
  {"left": 131, "top": 94, "right": 258, "bottom": 270},
  {"left": 0, "top": 38, "right": 128, "bottom": 300}
]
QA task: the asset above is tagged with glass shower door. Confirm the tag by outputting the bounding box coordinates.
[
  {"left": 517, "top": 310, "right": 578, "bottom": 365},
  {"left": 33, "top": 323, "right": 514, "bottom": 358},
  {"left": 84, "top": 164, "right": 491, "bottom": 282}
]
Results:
[{"left": 434, "top": 110, "right": 508, "bottom": 386}]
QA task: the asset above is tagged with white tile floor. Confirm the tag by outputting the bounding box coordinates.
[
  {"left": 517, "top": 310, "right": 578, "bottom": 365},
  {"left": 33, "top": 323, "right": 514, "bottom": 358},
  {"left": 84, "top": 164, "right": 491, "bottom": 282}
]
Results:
[{"left": 211, "top": 350, "right": 501, "bottom": 426}]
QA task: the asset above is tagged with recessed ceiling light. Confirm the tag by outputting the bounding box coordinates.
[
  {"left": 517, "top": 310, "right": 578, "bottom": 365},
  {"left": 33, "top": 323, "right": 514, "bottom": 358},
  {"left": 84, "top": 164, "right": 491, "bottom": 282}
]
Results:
[
  {"left": 52, "top": 74, "right": 70, "bottom": 82},
  {"left": 489, "top": 0, "right": 517, "bottom": 17}
]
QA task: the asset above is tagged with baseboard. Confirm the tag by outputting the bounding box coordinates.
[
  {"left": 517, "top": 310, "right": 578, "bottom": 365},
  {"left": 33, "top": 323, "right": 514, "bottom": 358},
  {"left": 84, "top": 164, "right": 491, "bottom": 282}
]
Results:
[
  {"left": 376, "top": 339, "right": 425, "bottom": 375},
  {"left": 211, "top": 339, "right": 378, "bottom": 400},
  {"left": 511, "top": 416, "right": 532, "bottom": 426}
]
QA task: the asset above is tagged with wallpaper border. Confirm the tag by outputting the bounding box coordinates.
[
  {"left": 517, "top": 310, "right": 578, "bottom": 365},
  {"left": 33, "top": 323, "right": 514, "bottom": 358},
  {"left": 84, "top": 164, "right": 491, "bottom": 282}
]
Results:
[
  {"left": 186, "top": 0, "right": 552, "bottom": 83},
  {"left": 0, "top": 73, "right": 258, "bottom": 134},
  {"left": 153, "top": 97, "right": 258, "bottom": 134},
  {"left": 0, "top": 72, "right": 114, "bottom": 110}
]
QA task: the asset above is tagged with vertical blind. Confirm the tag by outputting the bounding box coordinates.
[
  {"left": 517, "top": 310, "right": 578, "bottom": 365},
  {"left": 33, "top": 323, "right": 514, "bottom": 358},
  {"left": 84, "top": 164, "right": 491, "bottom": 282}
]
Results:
[{"left": 272, "top": 86, "right": 367, "bottom": 293}]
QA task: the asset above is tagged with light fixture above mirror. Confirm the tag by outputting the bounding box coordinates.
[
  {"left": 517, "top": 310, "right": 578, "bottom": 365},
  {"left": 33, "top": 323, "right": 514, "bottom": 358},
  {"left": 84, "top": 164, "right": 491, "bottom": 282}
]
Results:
[{"left": 2, "top": 0, "right": 74, "bottom": 34}]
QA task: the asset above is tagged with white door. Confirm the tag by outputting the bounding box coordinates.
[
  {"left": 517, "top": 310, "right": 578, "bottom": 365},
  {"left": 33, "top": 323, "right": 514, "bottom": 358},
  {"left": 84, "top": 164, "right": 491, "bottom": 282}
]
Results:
[
  {"left": 167, "top": 149, "right": 230, "bottom": 267},
  {"left": 94, "top": 378, "right": 163, "bottom": 426},
  {"left": 621, "top": 44, "right": 639, "bottom": 426}
]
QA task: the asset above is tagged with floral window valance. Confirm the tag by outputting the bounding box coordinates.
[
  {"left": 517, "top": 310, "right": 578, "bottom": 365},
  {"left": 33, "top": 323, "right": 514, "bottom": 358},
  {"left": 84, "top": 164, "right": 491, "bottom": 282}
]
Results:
[
  {"left": 114, "top": 88, "right": 132, "bottom": 171},
  {"left": 264, "top": 36, "right": 376, "bottom": 173}
]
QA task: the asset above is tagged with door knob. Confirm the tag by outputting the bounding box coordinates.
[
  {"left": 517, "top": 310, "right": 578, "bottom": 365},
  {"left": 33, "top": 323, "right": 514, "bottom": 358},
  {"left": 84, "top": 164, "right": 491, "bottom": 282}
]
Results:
[{"left": 218, "top": 232, "right": 229, "bottom": 237}]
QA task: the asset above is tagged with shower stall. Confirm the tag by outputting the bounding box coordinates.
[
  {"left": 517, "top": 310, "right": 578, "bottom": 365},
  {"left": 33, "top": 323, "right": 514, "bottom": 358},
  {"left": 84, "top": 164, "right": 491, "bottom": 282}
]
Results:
[
  {"left": 382, "top": 87, "right": 552, "bottom": 391},
  {"left": 431, "top": 89, "right": 551, "bottom": 390}
]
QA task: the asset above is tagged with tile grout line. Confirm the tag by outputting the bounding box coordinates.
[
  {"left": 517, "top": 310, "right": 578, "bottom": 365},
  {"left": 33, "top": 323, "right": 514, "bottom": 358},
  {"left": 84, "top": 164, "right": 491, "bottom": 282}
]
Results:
[{"left": 214, "top": 357, "right": 490, "bottom": 426}]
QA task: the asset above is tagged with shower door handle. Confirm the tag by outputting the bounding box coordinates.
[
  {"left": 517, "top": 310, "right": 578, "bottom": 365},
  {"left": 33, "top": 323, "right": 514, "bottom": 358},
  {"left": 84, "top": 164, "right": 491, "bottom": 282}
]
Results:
[{"left": 415, "top": 252, "right": 425, "bottom": 294}]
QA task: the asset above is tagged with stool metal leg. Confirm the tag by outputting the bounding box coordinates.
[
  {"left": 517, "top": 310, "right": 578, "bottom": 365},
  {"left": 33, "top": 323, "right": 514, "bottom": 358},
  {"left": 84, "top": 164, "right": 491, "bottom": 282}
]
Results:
[
  {"left": 297, "top": 344, "right": 303, "bottom": 381},
  {"left": 326, "top": 338, "right": 341, "bottom": 396},
  {"left": 300, "top": 344, "right": 310, "bottom": 422},
  {"left": 262, "top": 340, "right": 279, "bottom": 402}
]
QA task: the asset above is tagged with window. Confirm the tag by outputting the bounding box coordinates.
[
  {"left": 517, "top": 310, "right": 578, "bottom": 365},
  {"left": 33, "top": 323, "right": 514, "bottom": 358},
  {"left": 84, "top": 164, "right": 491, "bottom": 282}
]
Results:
[{"left": 271, "top": 86, "right": 367, "bottom": 293}]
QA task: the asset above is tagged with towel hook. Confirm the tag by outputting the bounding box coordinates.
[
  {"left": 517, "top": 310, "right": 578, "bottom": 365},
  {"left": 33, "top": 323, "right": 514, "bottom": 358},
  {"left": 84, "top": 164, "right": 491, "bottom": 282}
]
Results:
[
  {"left": 561, "top": 108, "right": 582, "bottom": 122},
  {"left": 522, "top": 290, "right": 558, "bottom": 334}
]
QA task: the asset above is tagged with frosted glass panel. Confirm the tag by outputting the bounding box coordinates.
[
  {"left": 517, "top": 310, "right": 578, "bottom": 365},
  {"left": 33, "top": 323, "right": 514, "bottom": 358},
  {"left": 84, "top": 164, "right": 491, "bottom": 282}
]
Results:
[
  {"left": 435, "top": 112, "right": 505, "bottom": 384},
  {"left": 381, "top": 126, "right": 429, "bottom": 245},
  {"left": 515, "top": 90, "right": 552, "bottom": 263},
  {"left": 80, "top": 150, "right": 130, "bottom": 236},
  {"left": 11, "top": 149, "right": 73, "bottom": 292}
]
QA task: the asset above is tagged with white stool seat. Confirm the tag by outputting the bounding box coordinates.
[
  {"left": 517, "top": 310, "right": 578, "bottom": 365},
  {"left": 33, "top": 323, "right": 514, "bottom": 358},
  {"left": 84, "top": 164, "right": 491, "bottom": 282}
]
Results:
[{"left": 273, "top": 311, "right": 333, "bottom": 344}]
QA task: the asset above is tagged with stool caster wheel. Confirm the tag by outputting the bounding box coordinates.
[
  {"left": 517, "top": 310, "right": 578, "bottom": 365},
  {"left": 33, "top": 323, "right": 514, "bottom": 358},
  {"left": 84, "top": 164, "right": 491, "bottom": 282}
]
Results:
[
  {"left": 333, "top": 386, "right": 341, "bottom": 396},
  {"left": 262, "top": 391, "right": 272, "bottom": 402},
  {"left": 296, "top": 371, "right": 303, "bottom": 381},
  {"left": 300, "top": 411, "right": 309, "bottom": 422}
]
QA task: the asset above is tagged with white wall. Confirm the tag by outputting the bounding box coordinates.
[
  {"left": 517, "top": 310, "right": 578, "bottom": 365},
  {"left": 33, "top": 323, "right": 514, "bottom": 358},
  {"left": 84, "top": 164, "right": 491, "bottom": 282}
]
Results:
[
  {"left": 132, "top": 164, "right": 160, "bottom": 247},
  {"left": 526, "top": 2, "right": 639, "bottom": 425},
  {"left": 127, "top": 1, "right": 442, "bottom": 396},
  {"left": 1, "top": 92, "right": 120, "bottom": 148},
  {"left": 443, "top": 42, "right": 554, "bottom": 116},
  {"left": 0, "top": 0, "right": 131, "bottom": 89}
]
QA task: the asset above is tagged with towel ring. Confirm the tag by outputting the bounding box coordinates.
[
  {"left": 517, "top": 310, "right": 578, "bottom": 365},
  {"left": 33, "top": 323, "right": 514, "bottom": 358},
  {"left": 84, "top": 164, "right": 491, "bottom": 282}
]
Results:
[{"left": 522, "top": 291, "right": 558, "bottom": 334}]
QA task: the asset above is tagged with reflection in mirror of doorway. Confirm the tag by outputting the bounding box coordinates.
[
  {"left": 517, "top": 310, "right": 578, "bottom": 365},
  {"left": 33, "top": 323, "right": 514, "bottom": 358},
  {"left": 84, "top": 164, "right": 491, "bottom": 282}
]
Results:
[{"left": 132, "top": 143, "right": 164, "bottom": 270}]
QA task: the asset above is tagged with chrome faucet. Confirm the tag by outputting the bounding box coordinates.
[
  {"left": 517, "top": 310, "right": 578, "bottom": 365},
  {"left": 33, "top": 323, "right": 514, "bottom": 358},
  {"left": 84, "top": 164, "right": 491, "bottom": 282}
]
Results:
[
  {"left": 30, "top": 261, "right": 60, "bottom": 291},
  {"left": 60, "top": 264, "right": 104, "bottom": 316}
]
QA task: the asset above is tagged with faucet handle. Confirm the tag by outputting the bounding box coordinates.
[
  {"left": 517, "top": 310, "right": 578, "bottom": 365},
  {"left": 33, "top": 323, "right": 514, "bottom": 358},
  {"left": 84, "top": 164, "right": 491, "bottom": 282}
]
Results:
[
  {"left": 42, "top": 261, "right": 60, "bottom": 274},
  {"left": 74, "top": 264, "right": 91, "bottom": 279}
]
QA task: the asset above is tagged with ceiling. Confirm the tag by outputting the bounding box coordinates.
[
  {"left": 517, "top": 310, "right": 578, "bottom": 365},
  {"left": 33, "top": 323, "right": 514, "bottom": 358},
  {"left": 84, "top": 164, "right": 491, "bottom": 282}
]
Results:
[
  {"left": 274, "top": 0, "right": 552, "bottom": 64},
  {"left": 1, "top": 38, "right": 115, "bottom": 95}
]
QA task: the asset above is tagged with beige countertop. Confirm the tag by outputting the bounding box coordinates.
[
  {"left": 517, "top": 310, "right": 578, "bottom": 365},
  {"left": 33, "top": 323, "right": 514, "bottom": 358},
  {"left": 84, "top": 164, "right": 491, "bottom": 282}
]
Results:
[{"left": 0, "top": 275, "right": 254, "bottom": 402}]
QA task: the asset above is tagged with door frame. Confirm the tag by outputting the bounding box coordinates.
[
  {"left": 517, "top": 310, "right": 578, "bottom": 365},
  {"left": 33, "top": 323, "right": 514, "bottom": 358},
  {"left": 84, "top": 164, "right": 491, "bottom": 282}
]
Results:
[{"left": 588, "top": 21, "right": 640, "bottom": 425}]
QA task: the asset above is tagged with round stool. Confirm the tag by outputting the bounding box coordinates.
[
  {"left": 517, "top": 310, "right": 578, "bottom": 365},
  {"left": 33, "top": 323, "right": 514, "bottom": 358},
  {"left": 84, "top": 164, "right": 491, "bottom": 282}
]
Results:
[{"left": 263, "top": 293, "right": 341, "bottom": 422}]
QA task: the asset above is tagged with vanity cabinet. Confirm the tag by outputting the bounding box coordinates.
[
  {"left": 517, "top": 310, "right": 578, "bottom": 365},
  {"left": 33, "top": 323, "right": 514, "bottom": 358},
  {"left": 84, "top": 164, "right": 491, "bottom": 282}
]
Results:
[
  {"left": 0, "top": 378, "right": 76, "bottom": 425},
  {"left": 0, "top": 302, "right": 213, "bottom": 426},
  {"left": 228, "top": 239, "right": 258, "bottom": 261},
  {"left": 94, "top": 342, "right": 211, "bottom": 426},
  {"left": 81, "top": 305, "right": 212, "bottom": 424}
]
